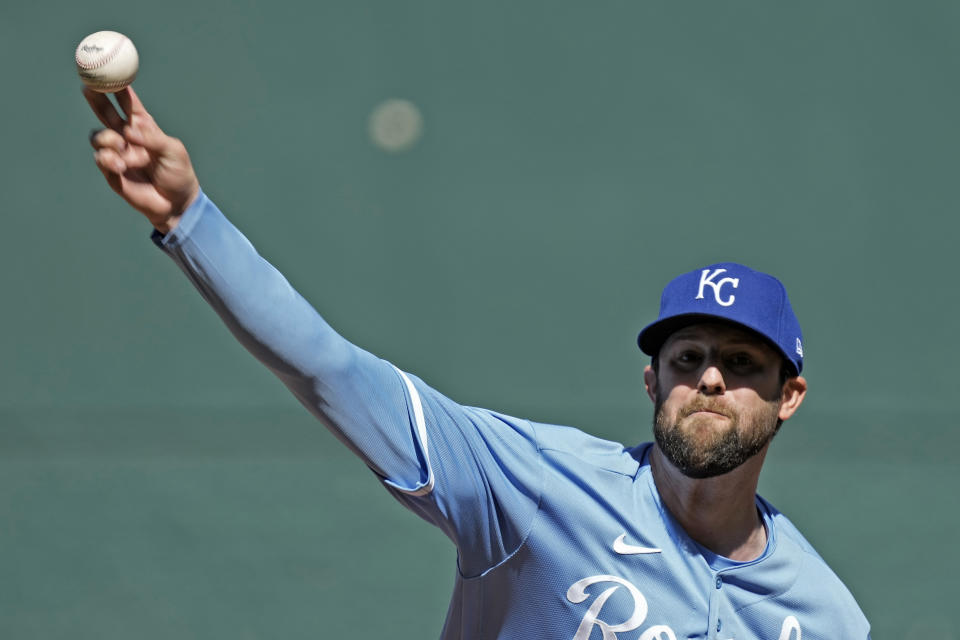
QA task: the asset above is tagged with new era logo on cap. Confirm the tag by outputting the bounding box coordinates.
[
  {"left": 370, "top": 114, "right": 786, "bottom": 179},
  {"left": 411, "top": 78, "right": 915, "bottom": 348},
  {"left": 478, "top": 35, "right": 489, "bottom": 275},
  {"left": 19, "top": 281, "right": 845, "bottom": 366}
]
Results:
[{"left": 637, "top": 262, "right": 804, "bottom": 374}]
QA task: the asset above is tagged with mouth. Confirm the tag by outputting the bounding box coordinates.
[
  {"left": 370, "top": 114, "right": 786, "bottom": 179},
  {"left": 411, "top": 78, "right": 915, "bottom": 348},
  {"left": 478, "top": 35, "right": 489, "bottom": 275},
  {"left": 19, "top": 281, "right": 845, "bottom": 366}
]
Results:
[{"left": 683, "top": 407, "right": 730, "bottom": 419}]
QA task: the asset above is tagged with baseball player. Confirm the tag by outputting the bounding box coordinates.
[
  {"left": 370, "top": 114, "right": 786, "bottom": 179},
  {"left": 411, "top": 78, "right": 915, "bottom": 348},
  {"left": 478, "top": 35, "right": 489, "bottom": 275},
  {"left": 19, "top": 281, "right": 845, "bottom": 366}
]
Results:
[{"left": 85, "top": 87, "right": 870, "bottom": 639}]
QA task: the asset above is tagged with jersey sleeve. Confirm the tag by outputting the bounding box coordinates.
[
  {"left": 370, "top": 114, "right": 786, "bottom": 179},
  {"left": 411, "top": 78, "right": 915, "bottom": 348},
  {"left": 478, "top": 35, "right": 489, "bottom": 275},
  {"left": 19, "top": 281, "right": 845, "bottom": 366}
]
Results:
[{"left": 151, "top": 190, "right": 542, "bottom": 576}]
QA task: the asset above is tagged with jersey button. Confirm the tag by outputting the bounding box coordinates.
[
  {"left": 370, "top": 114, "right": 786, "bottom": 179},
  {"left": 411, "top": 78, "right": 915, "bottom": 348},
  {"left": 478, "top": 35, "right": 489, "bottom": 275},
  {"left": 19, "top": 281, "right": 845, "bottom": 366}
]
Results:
[
  {"left": 715, "top": 576, "right": 722, "bottom": 589},
  {"left": 717, "top": 619, "right": 722, "bottom": 632}
]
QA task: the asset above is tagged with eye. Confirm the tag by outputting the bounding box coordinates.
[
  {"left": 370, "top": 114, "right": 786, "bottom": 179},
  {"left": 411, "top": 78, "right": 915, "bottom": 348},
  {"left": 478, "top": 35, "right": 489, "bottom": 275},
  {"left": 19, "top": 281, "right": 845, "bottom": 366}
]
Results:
[
  {"left": 726, "top": 352, "right": 758, "bottom": 372},
  {"left": 673, "top": 350, "right": 703, "bottom": 369}
]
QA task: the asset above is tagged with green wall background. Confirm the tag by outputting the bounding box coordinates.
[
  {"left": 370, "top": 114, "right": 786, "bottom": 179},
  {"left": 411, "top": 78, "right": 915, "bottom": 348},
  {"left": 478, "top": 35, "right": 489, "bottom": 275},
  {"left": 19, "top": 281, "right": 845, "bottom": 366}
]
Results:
[{"left": 1, "top": 1, "right": 957, "bottom": 637}]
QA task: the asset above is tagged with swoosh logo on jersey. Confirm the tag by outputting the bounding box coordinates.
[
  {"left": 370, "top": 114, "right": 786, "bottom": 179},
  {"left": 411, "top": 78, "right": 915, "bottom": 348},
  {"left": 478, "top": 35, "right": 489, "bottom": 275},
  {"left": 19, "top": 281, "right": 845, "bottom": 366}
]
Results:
[{"left": 613, "top": 533, "right": 662, "bottom": 555}]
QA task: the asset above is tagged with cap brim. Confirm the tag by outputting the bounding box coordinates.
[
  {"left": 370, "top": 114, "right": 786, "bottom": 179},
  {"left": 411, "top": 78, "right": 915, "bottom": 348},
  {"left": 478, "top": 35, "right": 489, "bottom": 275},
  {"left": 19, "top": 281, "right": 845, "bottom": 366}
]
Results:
[
  {"left": 637, "top": 314, "right": 724, "bottom": 356},
  {"left": 637, "top": 313, "right": 799, "bottom": 376}
]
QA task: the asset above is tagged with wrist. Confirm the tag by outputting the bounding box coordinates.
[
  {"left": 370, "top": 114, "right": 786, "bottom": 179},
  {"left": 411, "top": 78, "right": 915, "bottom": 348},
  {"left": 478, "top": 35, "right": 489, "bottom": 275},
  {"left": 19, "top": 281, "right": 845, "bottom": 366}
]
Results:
[
  {"left": 152, "top": 214, "right": 182, "bottom": 235},
  {"left": 153, "top": 182, "right": 200, "bottom": 234},
  {"left": 151, "top": 183, "right": 200, "bottom": 235}
]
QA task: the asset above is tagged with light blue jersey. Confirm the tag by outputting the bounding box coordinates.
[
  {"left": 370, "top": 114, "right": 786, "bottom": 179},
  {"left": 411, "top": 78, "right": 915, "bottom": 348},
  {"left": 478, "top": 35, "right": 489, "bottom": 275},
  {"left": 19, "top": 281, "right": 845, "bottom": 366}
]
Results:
[{"left": 152, "top": 192, "right": 870, "bottom": 639}]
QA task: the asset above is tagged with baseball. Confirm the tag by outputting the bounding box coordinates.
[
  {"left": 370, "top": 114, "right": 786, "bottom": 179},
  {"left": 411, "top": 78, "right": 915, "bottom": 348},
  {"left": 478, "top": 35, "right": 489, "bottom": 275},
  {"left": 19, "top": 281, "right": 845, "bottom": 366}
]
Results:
[{"left": 75, "top": 31, "right": 138, "bottom": 93}]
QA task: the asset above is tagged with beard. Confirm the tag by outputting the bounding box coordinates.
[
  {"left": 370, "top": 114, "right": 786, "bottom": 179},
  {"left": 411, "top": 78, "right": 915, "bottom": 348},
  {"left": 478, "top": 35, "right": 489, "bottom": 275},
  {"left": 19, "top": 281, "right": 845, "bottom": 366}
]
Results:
[{"left": 653, "top": 391, "right": 782, "bottom": 479}]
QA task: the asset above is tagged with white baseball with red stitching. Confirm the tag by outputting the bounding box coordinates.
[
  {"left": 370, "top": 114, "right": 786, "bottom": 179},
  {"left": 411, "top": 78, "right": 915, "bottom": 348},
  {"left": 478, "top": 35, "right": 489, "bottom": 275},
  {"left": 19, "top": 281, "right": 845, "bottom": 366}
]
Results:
[{"left": 76, "top": 31, "right": 139, "bottom": 93}]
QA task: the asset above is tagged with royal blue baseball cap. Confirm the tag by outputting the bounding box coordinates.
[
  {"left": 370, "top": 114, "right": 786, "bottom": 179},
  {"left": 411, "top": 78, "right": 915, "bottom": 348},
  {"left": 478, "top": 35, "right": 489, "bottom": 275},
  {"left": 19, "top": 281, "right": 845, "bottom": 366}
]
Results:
[{"left": 637, "top": 263, "right": 804, "bottom": 374}]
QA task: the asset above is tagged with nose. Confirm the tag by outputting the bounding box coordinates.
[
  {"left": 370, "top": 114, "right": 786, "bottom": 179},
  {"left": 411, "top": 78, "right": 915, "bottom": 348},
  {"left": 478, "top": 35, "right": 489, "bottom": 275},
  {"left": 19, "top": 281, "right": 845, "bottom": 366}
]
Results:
[{"left": 698, "top": 366, "right": 726, "bottom": 395}]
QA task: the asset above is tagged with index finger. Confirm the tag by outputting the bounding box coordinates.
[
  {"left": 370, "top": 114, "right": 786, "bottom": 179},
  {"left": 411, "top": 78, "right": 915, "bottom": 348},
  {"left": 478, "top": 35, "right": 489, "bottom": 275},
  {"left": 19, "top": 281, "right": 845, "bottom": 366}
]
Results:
[{"left": 82, "top": 87, "right": 125, "bottom": 132}]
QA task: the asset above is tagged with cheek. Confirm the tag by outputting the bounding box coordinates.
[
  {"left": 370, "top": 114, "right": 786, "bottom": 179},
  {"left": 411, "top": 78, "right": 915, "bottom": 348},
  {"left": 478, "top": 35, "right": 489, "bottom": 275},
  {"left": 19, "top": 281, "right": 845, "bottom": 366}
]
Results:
[
  {"left": 741, "top": 371, "right": 785, "bottom": 403},
  {"left": 656, "top": 387, "right": 689, "bottom": 419},
  {"left": 736, "top": 393, "right": 783, "bottom": 425}
]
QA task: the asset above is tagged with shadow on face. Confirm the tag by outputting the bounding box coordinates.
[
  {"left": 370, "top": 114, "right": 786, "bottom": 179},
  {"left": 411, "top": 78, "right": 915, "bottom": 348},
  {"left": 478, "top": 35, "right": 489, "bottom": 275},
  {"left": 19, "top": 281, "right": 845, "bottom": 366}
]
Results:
[{"left": 649, "top": 321, "right": 790, "bottom": 398}]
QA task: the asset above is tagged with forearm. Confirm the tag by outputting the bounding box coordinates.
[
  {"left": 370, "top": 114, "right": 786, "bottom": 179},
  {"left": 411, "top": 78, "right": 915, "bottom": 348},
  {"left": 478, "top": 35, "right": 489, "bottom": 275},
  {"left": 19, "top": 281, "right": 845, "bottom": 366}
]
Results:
[
  {"left": 151, "top": 190, "right": 414, "bottom": 467},
  {"left": 153, "top": 192, "right": 349, "bottom": 379}
]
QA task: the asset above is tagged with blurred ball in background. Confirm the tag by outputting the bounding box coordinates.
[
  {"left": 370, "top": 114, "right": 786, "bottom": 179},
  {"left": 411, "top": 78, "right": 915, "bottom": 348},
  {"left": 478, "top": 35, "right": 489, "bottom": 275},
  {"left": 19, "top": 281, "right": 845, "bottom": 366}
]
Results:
[{"left": 368, "top": 98, "right": 424, "bottom": 152}]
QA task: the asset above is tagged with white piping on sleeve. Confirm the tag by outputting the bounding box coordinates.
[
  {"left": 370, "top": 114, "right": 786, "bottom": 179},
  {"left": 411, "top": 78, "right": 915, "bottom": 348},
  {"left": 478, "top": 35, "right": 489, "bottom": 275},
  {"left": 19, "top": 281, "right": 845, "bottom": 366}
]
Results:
[{"left": 383, "top": 365, "right": 435, "bottom": 496}]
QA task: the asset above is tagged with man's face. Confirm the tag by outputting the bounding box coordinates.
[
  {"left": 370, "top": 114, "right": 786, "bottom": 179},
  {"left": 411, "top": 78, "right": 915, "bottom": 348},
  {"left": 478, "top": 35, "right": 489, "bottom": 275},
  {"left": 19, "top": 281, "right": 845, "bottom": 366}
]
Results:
[{"left": 646, "top": 322, "right": 792, "bottom": 479}]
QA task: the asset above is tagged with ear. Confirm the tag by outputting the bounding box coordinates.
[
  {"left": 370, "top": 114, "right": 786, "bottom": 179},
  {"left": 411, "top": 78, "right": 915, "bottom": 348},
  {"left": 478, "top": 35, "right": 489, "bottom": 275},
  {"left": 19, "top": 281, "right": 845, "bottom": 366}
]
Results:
[
  {"left": 643, "top": 365, "right": 658, "bottom": 404},
  {"left": 778, "top": 375, "right": 807, "bottom": 422}
]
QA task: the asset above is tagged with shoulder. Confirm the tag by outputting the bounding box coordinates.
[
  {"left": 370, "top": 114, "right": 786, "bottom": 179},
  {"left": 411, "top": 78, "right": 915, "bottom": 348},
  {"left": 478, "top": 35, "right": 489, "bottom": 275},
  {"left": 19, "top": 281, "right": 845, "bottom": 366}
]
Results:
[{"left": 529, "top": 421, "right": 642, "bottom": 477}]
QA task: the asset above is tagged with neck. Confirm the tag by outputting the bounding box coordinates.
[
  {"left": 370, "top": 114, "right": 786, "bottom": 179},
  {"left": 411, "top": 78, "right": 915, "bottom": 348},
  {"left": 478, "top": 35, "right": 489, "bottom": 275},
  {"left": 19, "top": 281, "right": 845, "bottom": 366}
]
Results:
[{"left": 649, "top": 443, "right": 769, "bottom": 561}]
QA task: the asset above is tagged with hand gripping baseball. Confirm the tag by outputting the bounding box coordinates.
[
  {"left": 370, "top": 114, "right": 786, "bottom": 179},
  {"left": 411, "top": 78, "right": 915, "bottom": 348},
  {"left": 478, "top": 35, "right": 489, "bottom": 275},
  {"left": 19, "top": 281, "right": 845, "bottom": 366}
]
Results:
[{"left": 85, "top": 86, "right": 199, "bottom": 234}]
